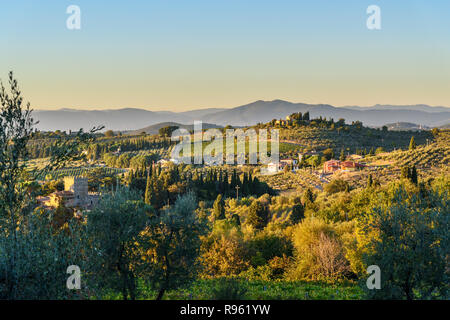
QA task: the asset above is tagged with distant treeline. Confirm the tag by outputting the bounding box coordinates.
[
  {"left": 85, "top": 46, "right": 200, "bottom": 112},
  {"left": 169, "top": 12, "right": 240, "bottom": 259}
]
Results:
[{"left": 27, "top": 135, "right": 172, "bottom": 159}]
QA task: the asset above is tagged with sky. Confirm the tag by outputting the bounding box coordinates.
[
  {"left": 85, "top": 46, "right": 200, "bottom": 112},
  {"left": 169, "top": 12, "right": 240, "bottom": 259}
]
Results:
[{"left": 1, "top": 0, "right": 449, "bottom": 111}]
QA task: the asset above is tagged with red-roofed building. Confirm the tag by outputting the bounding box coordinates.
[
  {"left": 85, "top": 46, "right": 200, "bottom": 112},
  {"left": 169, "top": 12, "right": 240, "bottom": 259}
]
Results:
[
  {"left": 323, "top": 160, "right": 341, "bottom": 173},
  {"left": 340, "top": 161, "right": 366, "bottom": 171},
  {"left": 323, "top": 160, "right": 366, "bottom": 173}
]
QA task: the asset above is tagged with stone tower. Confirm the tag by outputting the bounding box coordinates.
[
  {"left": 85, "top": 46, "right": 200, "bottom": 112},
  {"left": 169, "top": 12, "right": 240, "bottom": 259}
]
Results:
[{"left": 64, "top": 176, "right": 88, "bottom": 206}]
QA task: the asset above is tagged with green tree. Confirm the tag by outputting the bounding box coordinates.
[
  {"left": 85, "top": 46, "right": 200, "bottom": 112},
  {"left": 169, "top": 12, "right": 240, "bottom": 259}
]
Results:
[
  {"left": 409, "top": 136, "right": 416, "bottom": 150},
  {"left": 290, "top": 203, "right": 305, "bottom": 224},
  {"left": 322, "top": 148, "right": 335, "bottom": 161},
  {"left": 213, "top": 194, "right": 226, "bottom": 220},
  {"left": 367, "top": 174, "right": 373, "bottom": 188},
  {"left": 303, "top": 111, "right": 310, "bottom": 121},
  {"left": 86, "top": 187, "right": 152, "bottom": 300},
  {"left": 158, "top": 125, "right": 179, "bottom": 137},
  {"left": 288, "top": 218, "right": 349, "bottom": 280},
  {"left": 302, "top": 188, "right": 315, "bottom": 206},
  {"left": 324, "top": 179, "right": 350, "bottom": 195},
  {"left": 339, "top": 149, "right": 346, "bottom": 161},
  {"left": 145, "top": 174, "right": 166, "bottom": 209},
  {"left": 361, "top": 188, "right": 449, "bottom": 300},
  {"left": 246, "top": 200, "right": 269, "bottom": 230},
  {"left": 0, "top": 72, "right": 101, "bottom": 299},
  {"left": 401, "top": 166, "right": 411, "bottom": 179},
  {"left": 143, "top": 192, "right": 206, "bottom": 300},
  {"left": 410, "top": 165, "right": 418, "bottom": 185},
  {"left": 230, "top": 213, "right": 241, "bottom": 227}
]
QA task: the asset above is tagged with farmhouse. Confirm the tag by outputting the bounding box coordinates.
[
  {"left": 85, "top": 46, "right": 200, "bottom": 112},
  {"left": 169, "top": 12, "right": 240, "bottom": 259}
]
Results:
[
  {"left": 323, "top": 160, "right": 341, "bottom": 173},
  {"left": 323, "top": 160, "right": 366, "bottom": 174},
  {"left": 340, "top": 160, "right": 366, "bottom": 171}
]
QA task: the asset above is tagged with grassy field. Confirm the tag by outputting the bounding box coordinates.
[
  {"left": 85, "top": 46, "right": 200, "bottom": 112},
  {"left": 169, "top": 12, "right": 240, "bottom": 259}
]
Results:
[{"left": 103, "top": 279, "right": 363, "bottom": 300}]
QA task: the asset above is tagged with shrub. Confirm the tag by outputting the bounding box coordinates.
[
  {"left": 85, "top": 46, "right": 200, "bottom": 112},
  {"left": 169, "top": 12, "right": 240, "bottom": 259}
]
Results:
[
  {"left": 324, "top": 179, "right": 350, "bottom": 195},
  {"left": 287, "top": 218, "right": 350, "bottom": 280},
  {"left": 210, "top": 278, "right": 248, "bottom": 300}
]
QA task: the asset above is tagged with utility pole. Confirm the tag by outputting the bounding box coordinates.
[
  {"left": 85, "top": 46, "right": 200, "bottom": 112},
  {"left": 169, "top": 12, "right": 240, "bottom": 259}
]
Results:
[{"left": 235, "top": 185, "right": 240, "bottom": 200}]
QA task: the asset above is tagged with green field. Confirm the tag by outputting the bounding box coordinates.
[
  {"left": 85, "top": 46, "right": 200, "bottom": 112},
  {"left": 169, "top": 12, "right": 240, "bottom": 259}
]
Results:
[{"left": 103, "top": 279, "right": 363, "bottom": 300}]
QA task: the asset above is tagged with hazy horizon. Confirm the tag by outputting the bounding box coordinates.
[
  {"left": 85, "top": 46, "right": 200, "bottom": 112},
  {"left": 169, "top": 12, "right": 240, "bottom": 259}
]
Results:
[{"left": 33, "top": 100, "right": 450, "bottom": 112}]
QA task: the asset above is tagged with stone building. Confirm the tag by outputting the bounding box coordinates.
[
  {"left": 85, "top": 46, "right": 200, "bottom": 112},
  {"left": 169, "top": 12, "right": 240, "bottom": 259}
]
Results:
[
  {"left": 37, "top": 176, "right": 98, "bottom": 210},
  {"left": 64, "top": 176, "right": 89, "bottom": 207}
]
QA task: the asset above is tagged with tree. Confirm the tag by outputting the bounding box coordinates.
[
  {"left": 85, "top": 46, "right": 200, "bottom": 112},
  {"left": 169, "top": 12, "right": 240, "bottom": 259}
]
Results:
[
  {"left": 144, "top": 171, "right": 152, "bottom": 205},
  {"left": 401, "top": 165, "right": 419, "bottom": 185},
  {"left": 290, "top": 203, "right": 305, "bottom": 224},
  {"left": 361, "top": 188, "right": 449, "bottom": 300},
  {"left": 367, "top": 174, "right": 373, "bottom": 188},
  {"left": 303, "top": 111, "right": 310, "bottom": 121},
  {"left": 401, "top": 166, "right": 411, "bottom": 179},
  {"left": 324, "top": 179, "right": 350, "bottom": 195},
  {"left": 86, "top": 187, "right": 152, "bottom": 300},
  {"left": 213, "top": 194, "right": 226, "bottom": 220},
  {"left": 246, "top": 200, "right": 269, "bottom": 230},
  {"left": 339, "top": 149, "right": 346, "bottom": 161},
  {"left": 431, "top": 128, "right": 439, "bottom": 137},
  {"left": 410, "top": 165, "right": 418, "bottom": 185},
  {"left": 0, "top": 72, "right": 101, "bottom": 299},
  {"left": 158, "top": 125, "right": 179, "bottom": 137},
  {"left": 145, "top": 174, "right": 166, "bottom": 209},
  {"left": 322, "top": 148, "right": 334, "bottom": 161},
  {"left": 105, "top": 130, "right": 115, "bottom": 137},
  {"left": 302, "top": 188, "right": 315, "bottom": 206},
  {"left": 142, "top": 192, "right": 206, "bottom": 300},
  {"left": 230, "top": 213, "right": 241, "bottom": 227},
  {"left": 200, "top": 232, "right": 249, "bottom": 277},
  {"left": 409, "top": 136, "right": 416, "bottom": 150},
  {"left": 288, "top": 218, "right": 349, "bottom": 280}
]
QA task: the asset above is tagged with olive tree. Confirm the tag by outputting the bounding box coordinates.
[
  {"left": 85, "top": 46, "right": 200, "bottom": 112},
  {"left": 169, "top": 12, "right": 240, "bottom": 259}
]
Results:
[
  {"left": 142, "top": 192, "right": 206, "bottom": 300},
  {"left": 361, "top": 188, "right": 449, "bottom": 300},
  {"left": 86, "top": 187, "right": 153, "bottom": 300},
  {"left": 0, "top": 72, "right": 101, "bottom": 299}
]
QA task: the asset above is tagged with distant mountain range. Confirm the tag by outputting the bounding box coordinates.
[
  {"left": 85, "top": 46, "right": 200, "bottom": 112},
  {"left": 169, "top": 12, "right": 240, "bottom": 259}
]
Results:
[{"left": 33, "top": 100, "right": 450, "bottom": 132}]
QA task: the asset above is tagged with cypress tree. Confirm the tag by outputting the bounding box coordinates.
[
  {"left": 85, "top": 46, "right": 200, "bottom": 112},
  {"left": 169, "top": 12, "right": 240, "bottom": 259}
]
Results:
[
  {"left": 409, "top": 136, "right": 416, "bottom": 150},
  {"left": 144, "top": 172, "right": 152, "bottom": 205},
  {"left": 411, "top": 165, "right": 418, "bottom": 185},
  {"left": 213, "top": 194, "right": 226, "bottom": 220},
  {"left": 367, "top": 174, "right": 373, "bottom": 188},
  {"left": 340, "top": 149, "right": 345, "bottom": 161}
]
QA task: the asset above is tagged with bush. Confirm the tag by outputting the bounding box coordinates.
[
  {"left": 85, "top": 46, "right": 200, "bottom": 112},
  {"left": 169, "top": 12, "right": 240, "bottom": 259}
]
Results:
[
  {"left": 210, "top": 278, "right": 248, "bottom": 300},
  {"left": 324, "top": 179, "right": 349, "bottom": 195},
  {"left": 287, "top": 218, "right": 350, "bottom": 281}
]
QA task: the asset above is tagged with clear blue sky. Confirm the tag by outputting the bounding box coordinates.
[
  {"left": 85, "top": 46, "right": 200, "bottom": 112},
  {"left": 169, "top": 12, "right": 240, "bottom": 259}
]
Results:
[{"left": 1, "top": 0, "right": 449, "bottom": 110}]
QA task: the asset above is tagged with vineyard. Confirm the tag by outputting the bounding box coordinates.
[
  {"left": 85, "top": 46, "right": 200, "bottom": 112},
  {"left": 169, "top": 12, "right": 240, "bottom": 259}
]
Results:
[
  {"left": 35, "top": 166, "right": 126, "bottom": 181},
  {"left": 278, "top": 125, "right": 433, "bottom": 154},
  {"left": 366, "top": 130, "right": 450, "bottom": 168}
]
